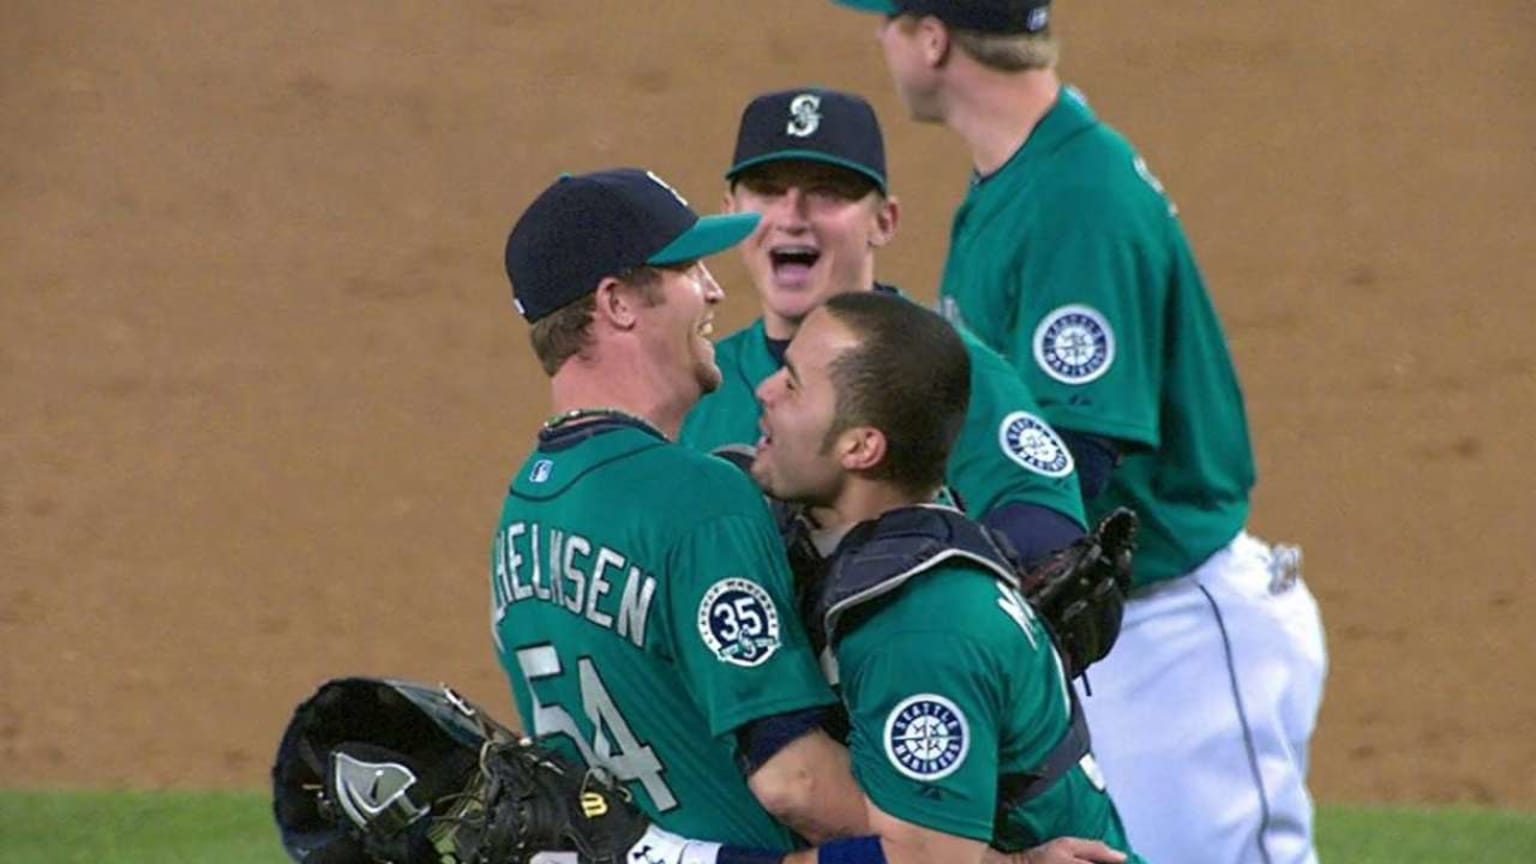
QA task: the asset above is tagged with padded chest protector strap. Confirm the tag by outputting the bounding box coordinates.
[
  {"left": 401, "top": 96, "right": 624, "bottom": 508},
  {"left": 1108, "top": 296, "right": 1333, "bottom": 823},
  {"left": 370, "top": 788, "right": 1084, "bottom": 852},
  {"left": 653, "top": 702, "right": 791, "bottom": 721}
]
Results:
[{"left": 813, "top": 505, "right": 1021, "bottom": 648}]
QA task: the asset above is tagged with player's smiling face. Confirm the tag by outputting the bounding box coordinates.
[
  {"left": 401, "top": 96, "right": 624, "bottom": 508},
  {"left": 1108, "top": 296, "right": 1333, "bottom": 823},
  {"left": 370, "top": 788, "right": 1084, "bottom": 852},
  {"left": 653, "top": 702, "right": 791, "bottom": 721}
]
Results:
[
  {"left": 751, "top": 307, "right": 860, "bottom": 505},
  {"left": 633, "top": 261, "right": 726, "bottom": 400},
  {"left": 726, "top": 162, "right": 896, "bottom": 339}
]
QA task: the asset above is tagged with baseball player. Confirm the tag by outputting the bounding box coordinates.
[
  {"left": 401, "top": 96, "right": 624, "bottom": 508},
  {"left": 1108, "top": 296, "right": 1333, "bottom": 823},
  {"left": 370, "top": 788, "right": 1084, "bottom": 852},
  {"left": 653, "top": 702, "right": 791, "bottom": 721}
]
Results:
[
  {"left": 495, "top": 170, "right": 1124, "bottom": 864},
  {"left": 682, "top": 87, "right": 1087, "bottom": 569},
  {"left": 494, "top": 168, "right": 868, "bottom": 853},
  {"left": 746, "top": 293, "right": 1139, "bottom": 863},
  {"left": 826, "top": 3, "right": 1330, "bottom": 863}
]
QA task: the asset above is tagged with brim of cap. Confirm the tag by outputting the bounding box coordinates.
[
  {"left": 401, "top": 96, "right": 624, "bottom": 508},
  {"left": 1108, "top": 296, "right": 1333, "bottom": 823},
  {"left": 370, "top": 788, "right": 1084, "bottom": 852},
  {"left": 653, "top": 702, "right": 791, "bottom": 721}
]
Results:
[
  {"left": 832, "top": 0, "right": 899, "bottom": 13},
  {"left": 726, "top": 151, "right": 888, "bottom": 193},
  {"left": 647, "top": 212, "right": 761, "bottom": 266}
]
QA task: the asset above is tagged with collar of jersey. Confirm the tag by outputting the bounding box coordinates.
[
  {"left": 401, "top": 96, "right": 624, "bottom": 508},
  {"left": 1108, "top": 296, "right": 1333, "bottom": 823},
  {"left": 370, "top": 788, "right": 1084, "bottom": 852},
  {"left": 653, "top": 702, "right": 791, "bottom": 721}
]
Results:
[
  {"left": 537, "top": 413, "right": 666, "bottom": 452},
  {"left": 973, "top": 84, "right": 1098, "bottom": 188}
]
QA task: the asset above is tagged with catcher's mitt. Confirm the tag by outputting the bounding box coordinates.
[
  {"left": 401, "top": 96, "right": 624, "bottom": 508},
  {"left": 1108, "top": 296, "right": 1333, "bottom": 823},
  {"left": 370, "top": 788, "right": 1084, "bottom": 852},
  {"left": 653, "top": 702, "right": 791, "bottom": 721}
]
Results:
[
  {"left": 271, "top": 677, "right": 648, "bottom": 864},
  {"left": 1020, "top": 507, "right": 1139, "bottom": 678}
]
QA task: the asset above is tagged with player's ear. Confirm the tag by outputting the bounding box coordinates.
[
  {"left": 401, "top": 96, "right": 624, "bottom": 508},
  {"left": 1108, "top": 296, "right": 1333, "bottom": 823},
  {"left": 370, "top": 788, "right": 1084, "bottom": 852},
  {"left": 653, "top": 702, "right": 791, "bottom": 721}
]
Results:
[
  {"left": 837, "top": 425, "right": 888, "bottom": 474},
  {"left": 870, "top": 195, "right": 900, "bottom": 249},
  {"left": 593, "top": 277, "right": 640, "bottom": 331},
  {"left": 721, "top": 184, "right": 738, "bottom": 216},
  {"left": 920, "top": 16, "right": 952, "bottom": 67}
]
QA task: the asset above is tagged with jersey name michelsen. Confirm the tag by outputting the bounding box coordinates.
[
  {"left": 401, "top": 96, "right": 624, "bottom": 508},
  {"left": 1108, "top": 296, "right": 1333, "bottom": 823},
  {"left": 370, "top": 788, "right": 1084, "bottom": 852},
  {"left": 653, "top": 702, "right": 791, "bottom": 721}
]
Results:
[{"left": 491, "top": 521, "right": 658, "bottom": 648}]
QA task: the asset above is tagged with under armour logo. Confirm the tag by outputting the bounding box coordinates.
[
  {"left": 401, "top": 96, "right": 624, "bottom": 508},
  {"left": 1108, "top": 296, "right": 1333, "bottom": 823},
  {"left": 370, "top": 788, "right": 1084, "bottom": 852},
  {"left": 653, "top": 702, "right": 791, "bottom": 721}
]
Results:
[
  {"left": 630, "top": 846, "right": 667, "bottom": 864},
  {"left": 786, "top": 93, "right": 822, "bottom": 138}
]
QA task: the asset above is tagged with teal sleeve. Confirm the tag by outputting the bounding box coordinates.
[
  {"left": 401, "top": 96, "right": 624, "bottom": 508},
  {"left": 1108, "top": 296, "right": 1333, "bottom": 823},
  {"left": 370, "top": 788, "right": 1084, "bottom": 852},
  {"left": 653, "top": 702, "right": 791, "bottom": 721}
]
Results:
[
  {"left": 841, "top": 630, "right": 1002, "bottom": 842},
  {"left": 947, "top": 335, "right": 1086, "bottom": 527},
  {"left": 665, "top": 510, "right": 835, "bottom": 738},
  {"left": 1008, "top": 184, "right": 1166, "bottom": 448}
]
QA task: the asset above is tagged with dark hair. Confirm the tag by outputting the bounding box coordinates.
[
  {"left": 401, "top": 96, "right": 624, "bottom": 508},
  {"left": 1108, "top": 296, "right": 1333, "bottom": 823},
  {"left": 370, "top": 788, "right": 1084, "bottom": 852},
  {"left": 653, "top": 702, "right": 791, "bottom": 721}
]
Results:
[{"left": 821, "top": 292, "right": 971, "bottom": 495}]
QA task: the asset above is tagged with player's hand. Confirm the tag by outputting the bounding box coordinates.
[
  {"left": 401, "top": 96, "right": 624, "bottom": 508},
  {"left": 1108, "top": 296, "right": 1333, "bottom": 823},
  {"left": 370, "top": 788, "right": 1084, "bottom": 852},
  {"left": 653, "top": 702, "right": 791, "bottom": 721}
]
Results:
[{"left": 1003, "top": 837, "right": 1129, "bottom": 864}]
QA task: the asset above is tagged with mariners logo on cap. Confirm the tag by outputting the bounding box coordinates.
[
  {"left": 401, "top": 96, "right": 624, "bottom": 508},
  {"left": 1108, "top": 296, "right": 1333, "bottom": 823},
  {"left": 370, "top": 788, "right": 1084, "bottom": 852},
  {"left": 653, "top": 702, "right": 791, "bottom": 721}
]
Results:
[
  {"left": 1034, "top": 304, "right": 1115, "bottom": 384},
  {"left": 884, "top": 694, "right": 970, "bottom": 781},
  {"left": 998, "top": 411, "right": 1075, "bottom": 477},
  {"left": 786, "top": 93, "right": 822, "bottom": 138},
  {"left": 697, "top": 578, "right": 781, "bottom": 667}
]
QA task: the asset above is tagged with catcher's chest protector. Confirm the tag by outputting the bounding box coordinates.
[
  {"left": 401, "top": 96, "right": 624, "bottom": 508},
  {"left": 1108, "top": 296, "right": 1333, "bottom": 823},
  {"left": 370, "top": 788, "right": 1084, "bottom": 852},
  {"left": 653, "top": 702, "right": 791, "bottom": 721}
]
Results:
[
  {"left": 810, "top": 505, "right": 1021, "bottom": 652},
  {"left": 808, "top": 506, "right": 1092, "bottom": 832}
]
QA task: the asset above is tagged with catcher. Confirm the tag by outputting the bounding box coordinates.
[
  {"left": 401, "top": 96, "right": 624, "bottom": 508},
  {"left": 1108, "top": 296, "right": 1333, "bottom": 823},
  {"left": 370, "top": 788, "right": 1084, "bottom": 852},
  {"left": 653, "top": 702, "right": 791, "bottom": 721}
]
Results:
[
  {"left": 273, "top": 294, "right": 1139, "bottom": 864},
  {"left": 728, "top": 294, "right": 1141, "bottom": 861}
]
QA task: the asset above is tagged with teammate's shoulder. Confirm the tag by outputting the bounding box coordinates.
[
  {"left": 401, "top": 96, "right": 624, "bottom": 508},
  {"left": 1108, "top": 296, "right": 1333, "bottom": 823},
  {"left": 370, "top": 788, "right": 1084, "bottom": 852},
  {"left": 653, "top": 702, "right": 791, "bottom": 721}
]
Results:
[
  {"left": 1056, "top": 124, "right": 1173, "bottom": 211},
  {"left": 647, "top": 441, "right": 765, "bottom": 499},
  {"left": 955, "top": 325, "right": 1013, "bottom": 369},
  {"left": 954, "top": 325, "right": 1040, "bottom": 388},
  {"left": 1055, "top": 95, "right": 1141, "bottom": 164}
]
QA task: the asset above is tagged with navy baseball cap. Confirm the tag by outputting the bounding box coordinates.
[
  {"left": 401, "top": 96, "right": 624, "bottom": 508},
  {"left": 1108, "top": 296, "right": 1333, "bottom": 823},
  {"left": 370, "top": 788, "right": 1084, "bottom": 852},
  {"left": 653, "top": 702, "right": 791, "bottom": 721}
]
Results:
[
  {"left": 832, "top": 0, "right": 1052, "bottom": 35},
  {"left": 504, "top": 169, "right": 760, "bottom": 322},
  {"left": 726, "top": 88, "right": 888, "bottom": 193}
]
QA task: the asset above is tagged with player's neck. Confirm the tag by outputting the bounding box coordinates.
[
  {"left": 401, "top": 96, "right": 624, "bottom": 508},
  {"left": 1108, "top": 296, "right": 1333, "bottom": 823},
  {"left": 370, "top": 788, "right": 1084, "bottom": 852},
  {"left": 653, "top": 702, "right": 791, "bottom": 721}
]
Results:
[
  {"left": 946, "top": 68, "right": 1061, "bottom": 177},
  {"left": 811, "top": 479, "right": 926, "bottom": 537},
  {"left": 548, "top": 366, "right": 691, "bottom": 442},
  {"left": 761, "top": 310, "right": 801, "bottom": 342}
]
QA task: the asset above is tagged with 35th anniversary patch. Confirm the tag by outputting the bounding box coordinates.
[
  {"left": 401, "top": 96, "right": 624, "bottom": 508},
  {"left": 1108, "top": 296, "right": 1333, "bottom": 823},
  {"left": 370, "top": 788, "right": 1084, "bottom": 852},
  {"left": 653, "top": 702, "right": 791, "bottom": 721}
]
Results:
[{"left": 697, "top": 578, "right": 781, "bottom": 667}]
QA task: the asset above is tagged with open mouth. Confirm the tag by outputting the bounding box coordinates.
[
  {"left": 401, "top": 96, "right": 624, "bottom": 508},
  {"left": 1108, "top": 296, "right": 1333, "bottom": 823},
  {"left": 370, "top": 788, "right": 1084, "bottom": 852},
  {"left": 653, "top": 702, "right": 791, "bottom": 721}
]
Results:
[{"left": 770, "top": 245, "right": 821, "bottom": 286}]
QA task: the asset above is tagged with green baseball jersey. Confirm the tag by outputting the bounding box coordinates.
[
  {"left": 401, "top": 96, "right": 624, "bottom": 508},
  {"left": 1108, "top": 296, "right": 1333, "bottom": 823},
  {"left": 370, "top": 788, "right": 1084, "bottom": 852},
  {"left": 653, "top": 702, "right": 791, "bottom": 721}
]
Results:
[
  {"left": 834, "top": 564, "right": 1138, "bottom": 858},
  {"left": 491, "top": 420, "right": 836, "bottom": 850},
  {"left": 937, "top": 86, "right": 1255, "bottom": 586},
  {"left": 681, "top": 301, "right": 1086, "bottom": 527}
]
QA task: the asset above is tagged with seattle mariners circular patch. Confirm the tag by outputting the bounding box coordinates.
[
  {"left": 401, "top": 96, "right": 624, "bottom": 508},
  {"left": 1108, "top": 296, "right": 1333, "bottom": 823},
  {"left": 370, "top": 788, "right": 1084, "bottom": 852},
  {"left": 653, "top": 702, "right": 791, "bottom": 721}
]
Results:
[
  {"left": 884, "top": 694, "right": 970, "bottom": 781},
  {"left": 998, "top": 411, "right": 1075, "bottom": 477},
  {"left": 1034, "top": 304, "right": 1115, "bottom": 384},
  {"left": 696, "top": 578, "right": 781, "bottom": 667}
]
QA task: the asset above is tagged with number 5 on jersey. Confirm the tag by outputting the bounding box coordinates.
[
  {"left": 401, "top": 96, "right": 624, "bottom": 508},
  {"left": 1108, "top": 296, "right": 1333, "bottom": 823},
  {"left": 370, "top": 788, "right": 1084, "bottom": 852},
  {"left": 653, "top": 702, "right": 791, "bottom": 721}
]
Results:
[{"left": 515, "top": 644, "right": 678, "bottom": 811}]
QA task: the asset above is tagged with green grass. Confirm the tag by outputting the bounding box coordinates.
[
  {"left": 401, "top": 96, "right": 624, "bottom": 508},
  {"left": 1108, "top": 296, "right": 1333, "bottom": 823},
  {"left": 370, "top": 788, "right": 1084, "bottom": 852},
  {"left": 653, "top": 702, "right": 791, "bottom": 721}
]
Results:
[
  {"left": 1316, "top": 803, "right": 1536, "bottom": 862},
  {"left": 0, "top": 791, "right": 286, "bottom": 864},
  {"left": 1, "top": 791, "right": 1533, "bottom": 863}
]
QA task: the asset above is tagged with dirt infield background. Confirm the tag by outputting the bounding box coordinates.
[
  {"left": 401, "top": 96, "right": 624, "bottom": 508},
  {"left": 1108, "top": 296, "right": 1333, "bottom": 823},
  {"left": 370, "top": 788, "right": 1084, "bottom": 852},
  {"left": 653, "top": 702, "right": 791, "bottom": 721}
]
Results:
[{"left": 3, "top": 0, "right": 1533, "bottom": 808}]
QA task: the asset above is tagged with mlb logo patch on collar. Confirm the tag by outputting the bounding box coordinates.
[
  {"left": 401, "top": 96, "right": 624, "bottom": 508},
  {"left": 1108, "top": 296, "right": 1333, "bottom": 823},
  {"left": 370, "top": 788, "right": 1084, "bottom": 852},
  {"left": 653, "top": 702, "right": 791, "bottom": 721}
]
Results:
[{"left": 529, "top": 459, "right": 554, "bottom": 483}]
